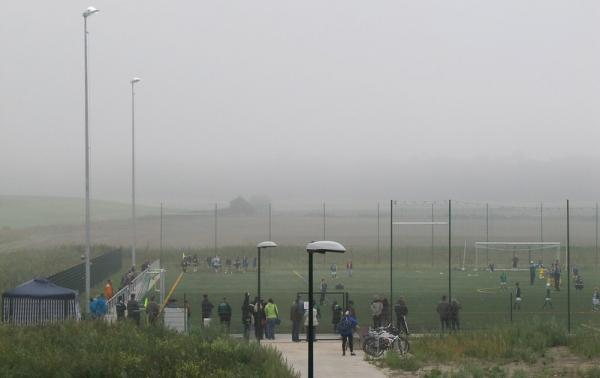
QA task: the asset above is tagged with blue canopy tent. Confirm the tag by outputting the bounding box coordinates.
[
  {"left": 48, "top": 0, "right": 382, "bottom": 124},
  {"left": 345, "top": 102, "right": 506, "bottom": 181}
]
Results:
[{"left": 2, "top": 278, "right": 81, "bottom": 325}]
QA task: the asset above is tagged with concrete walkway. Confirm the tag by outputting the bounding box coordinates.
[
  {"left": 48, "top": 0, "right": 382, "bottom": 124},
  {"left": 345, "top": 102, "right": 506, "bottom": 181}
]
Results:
[{"left": 262, "top": 334, "right": 387, "bottom": 378}]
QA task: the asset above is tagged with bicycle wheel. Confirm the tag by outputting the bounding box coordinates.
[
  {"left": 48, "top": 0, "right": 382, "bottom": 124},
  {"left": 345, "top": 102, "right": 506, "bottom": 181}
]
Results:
[
  {"left": 363, "top": 337, "right": 385, "bottom": 358},
  {"left": 396, "top": 335, "right": 410, "bottom": 354}
]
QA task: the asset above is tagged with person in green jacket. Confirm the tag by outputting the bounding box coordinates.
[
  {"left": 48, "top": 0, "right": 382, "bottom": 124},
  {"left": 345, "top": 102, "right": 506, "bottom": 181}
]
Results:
[
  {"left": 218, "top": 297, "right": 232, "bottom": 332},
  {"left": 264, "top": 298, "right": 279, "bottom": 340}
]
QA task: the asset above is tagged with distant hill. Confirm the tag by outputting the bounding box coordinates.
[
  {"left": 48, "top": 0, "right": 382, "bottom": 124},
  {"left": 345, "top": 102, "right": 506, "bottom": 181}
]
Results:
[{"left": 0, "top": 196, "right": 159, "bottom": 229}]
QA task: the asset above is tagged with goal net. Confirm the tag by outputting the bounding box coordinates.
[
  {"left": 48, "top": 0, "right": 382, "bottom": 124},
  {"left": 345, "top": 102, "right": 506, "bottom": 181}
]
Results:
[{"left": 473, "top": 242, "right": 562, "bottom": 271}]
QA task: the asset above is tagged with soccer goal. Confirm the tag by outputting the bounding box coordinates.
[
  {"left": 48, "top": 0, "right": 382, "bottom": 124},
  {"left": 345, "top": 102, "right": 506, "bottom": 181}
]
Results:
[{"left": 473, "top": 242, "right": 562, "bottom": 271}]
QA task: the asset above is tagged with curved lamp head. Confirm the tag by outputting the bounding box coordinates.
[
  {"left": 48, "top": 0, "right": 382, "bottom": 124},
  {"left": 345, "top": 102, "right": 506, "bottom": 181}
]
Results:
[
  {"left": 306, "top": 241, "right": 346, "bottom": 254},
  {"left": 83, "top": 7, "right": 99, "bottom": 17},
  {"left": 257, "top": 241, "right": 278, "bottom": 249},
  {"left": 131, "top": 77, "right": 142, "bottom": 85}
]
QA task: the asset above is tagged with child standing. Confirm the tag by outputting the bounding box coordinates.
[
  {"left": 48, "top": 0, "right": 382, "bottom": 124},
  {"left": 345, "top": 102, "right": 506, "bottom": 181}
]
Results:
[
  {"left": 513, "top": 282, "right": 522, "bottom": 310},
  {"left": 542, "top": 283, "right": 553, "bottom": 309},
  {"left": 593, "top": 287, "right": 600, "bottom": 312}
]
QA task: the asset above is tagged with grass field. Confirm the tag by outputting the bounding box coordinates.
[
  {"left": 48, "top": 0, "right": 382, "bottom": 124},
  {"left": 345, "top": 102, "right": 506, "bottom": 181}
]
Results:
[{"left": 157, "top": 246, "right": 600, "bottom": 334}]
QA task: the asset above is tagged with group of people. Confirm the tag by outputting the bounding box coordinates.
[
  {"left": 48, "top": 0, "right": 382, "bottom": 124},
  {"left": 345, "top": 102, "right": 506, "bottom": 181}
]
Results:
[
  {"left": 200, "top": 255, "right": 256, "bottom": 274},
  {"left": 328, "top": 260, "right": 354, "bottom": 279},
  {"left": 436, "top": 295, "right": 461, "bottom": 331}
]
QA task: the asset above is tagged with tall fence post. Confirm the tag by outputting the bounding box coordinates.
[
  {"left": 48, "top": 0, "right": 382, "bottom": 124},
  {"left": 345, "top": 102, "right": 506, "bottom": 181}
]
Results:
[
  {"left": 448, "top": 200, "right": 452, "bottom": 302},
  {"left": 510, "top": 291, "right": 513, "bottom": 324},
  {"left": 567, "top": 199, "right": 571, "bottom": 334}
]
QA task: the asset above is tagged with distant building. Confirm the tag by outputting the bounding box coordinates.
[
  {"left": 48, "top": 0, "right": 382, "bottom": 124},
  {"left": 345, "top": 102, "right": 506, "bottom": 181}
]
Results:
[{"left": 223, "top": 196, "right": 255, "bottom": 216}]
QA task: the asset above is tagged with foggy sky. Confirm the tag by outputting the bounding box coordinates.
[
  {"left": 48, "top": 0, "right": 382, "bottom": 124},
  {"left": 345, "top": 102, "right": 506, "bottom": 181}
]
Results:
[{"left": 2, "top": 1, "right": 600, "bottom": 207}]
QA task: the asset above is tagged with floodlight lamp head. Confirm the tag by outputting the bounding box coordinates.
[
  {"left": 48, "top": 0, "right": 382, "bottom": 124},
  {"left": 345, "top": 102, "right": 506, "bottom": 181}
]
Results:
[
  {"left": 83, "top": 7, "right": 99, "bottom": 17},
  {"left": 257, "top": 241, "right": 277, "bottom": 249},
  {"left": 306, "top": 240, "right": 346, "bottom": 254},
  {"left": 131, "top": 77, "right": 142, "bottom": 84}
]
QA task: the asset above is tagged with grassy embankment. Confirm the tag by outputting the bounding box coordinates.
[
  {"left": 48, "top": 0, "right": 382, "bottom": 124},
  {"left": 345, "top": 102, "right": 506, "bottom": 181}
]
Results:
[
  {"left": 0, "top": 321, "right": 298, "bottom": 378},
  {"left": 375, "top": 320, "right": 600, "bottom": 377}
]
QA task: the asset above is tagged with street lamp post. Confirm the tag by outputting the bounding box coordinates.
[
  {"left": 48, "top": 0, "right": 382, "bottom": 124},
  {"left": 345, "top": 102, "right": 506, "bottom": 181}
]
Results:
[
  {"left": 306, "top": 241, "right": 346, "bottom": 378},
  {"left": 130, "top": 77, "right": 141, "bottom": 269},
  {"left": 257, "top": 241, "right": 278, "bottom": 343},
  {"left": 83, "top": 6, "right": 99, "bottom": 310}
]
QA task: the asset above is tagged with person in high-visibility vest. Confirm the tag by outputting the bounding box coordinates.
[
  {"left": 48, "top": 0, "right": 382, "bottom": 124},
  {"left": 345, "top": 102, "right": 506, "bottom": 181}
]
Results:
[{"left": 103, "top": 280, "right": 114, "bottom": 300}]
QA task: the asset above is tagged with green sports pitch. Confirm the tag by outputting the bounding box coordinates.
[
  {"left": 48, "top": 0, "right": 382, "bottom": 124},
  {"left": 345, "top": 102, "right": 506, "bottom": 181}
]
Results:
[{"left": 160, "top": 246, "right": 600, "bottom": 334}]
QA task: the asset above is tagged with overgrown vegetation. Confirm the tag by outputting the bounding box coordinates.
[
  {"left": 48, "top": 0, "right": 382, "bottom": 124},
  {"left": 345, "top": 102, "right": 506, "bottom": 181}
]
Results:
[
  {"left": 0, "top": 321, "right": 298, "bottom": 378},
  {"left": 376, "top": 320, "right": 600, "bottom": 376}
]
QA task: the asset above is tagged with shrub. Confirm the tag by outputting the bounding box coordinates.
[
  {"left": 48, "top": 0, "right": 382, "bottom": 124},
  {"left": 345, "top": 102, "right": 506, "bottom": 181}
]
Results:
[{"left": 0, "top": 321, "right": 298, "bottom": 378}]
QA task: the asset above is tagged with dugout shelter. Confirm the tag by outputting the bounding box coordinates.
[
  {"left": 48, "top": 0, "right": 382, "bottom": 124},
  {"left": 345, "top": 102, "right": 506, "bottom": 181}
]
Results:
[{"left": 2, "top": 278, "right": 81, "bottom": 325}]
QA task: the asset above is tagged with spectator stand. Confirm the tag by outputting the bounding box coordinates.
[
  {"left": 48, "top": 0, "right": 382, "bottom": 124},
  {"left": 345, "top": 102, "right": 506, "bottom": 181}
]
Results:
[{"left": 105, "top": 260, "right": 165, "bottom": 322}]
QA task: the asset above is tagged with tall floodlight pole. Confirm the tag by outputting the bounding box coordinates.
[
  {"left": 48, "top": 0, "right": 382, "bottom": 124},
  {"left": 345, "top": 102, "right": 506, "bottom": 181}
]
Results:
[
  {"left": 567, "top": 199, "right": 571, "bottom": 334},
  {"left": 448, "top": 200, "right": 452, "bottom": 302},
  {"left": 306, "top": 241, "right": 346, "bottom": 378},
  {"left": 486, "top": 203, "right": 489, "bottom": 266},
  {"left": 377, "top": 202, "right": 380, "bottom": 264},
  {"left": 431, "top": 202, "right": 434, "bottom": 266},
  {"left": 130, "top": 77, "right": 141, "bottom": 268},
  {"left": 257, "top": 241, "right": 277, "bottom": 344},
  {"left": 83, "top": 6, "right": 99, "bottom": 311},
  {"left": 540, "top": 202, "right": 544, "bottom": 243},
  {"left": 214, "top": 203, "right": 218, "bottom": 256},
  {"left": 268, "top": 203, "right": 272, "bottom": 267},
  {"left": 159, "top": 202, "right": 163, "bottom": 266},
  {"left": 390, "top": 200, "right": 394, "bottom": 304},
  {"left": 596, "top": 202, "right": 598, "bottom": 269}
]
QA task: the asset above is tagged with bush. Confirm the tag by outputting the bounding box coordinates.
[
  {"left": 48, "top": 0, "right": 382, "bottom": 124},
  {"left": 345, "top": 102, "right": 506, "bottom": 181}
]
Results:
[{"left": 0, "top": 321, "right": 298, "bottom": 378}]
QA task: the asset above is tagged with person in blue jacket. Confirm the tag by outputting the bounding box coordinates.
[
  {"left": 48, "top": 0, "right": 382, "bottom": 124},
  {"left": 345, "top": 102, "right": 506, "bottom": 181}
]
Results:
[{"left": 337, "top": 310, "right": 358, "bottom": 356}]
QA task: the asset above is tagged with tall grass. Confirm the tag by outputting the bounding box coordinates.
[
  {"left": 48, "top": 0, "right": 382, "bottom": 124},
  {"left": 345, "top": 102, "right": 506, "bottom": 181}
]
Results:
[
  {"left": 0, "top": 321, "right": 298, "bottom": 378},
  {"left": 410, "top": 319, "right": 567, "bottom": 364}
]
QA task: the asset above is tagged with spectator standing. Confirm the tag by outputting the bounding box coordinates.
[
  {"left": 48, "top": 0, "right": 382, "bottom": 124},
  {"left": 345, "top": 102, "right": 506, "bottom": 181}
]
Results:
[
  {"left": 346, "top": 260, "right": 353, "bottom": 277},
  {"left": 184, "top": 299, "right": 191, "bottom": 325},
  {"left": 264, "top": 298, "right": 280, "bottom": 340},
  {"left": 370, "top": 296, "right": 383, "bottom": 328},
  {"left": 201, "top": 294, "right": 214, "bottom": 327},
  {"left": 449, "top": 299, "right": 461, "bottom": 330},
  {"left": 290, "top": 299, "right": 302, "bottom": 342},
  {"left": 371, "top": 295, "right": 383, "bottom": 328},
  {"left": 512, "top": 255, "right": 519, "bottom": 270},
  {"left": 127, "top": 293, "right": 141, "bottom": 326},
  {"left": 337, "top": 310, "right": 358, "bottom": 356},
  {"left": 115, "top": 295, "right": 126, "bottom": 321},
  {"left": 436, "top": 295, "right": 450, "bottom": 331},
  {"left": 593, "top": 288, "right": 600, "bottom": 312},
  {"left": 381, "top": 297, "right": 390, "bottom": 325},
  {"left": 147, "top": 296, "right": 160, "bottom": 325},
  {"left": 104, "top": 280, "right": 114, "bottom": 300},
  {"left": 304, "top": 301, "right": 319, "bottom": 342},
  {"left": 347, "top": 300, "right": 357, "bottom": 319},
  {"left": 253, "top": 298, "right": 266, "bottom": 340},
  {"left": 394, "top": 297, "right": 409, "bottom": 335},
  {"left": 319, "top": 279, "right": 328, "bottom": 305},
  {"left": 330, "top": 263, "right": 337, "bottom": 279},
  {"left": 241, "top": 293, "right": 253, "bottom": 341},
  {"left": 331, "top": 301, "right": 342, "bottom": 333},
  {"left": 94, "top": 293, "right": 107, "bottom": 319},
  {"left": 218, "top": 297, "right": 232, "bottom": 332}
]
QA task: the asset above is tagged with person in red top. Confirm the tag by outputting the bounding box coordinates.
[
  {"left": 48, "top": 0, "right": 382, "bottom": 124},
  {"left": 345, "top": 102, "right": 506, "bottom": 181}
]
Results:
[
  {"left": 346, "top": 260, "right": 353, "bottom": 277},
  {"left": 103, "top": 279, "right": 114, "bottom": 300}
]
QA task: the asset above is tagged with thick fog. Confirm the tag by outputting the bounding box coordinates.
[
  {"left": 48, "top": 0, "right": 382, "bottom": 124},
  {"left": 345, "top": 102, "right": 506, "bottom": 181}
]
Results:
[{"left": 2, "top": 1, "right": 600, "bottom": 207}]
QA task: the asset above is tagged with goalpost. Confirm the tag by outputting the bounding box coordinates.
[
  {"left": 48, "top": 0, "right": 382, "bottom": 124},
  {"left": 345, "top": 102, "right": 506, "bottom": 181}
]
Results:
[{"left": 473, "top": 242, "right": 561, "bottom": 271}]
